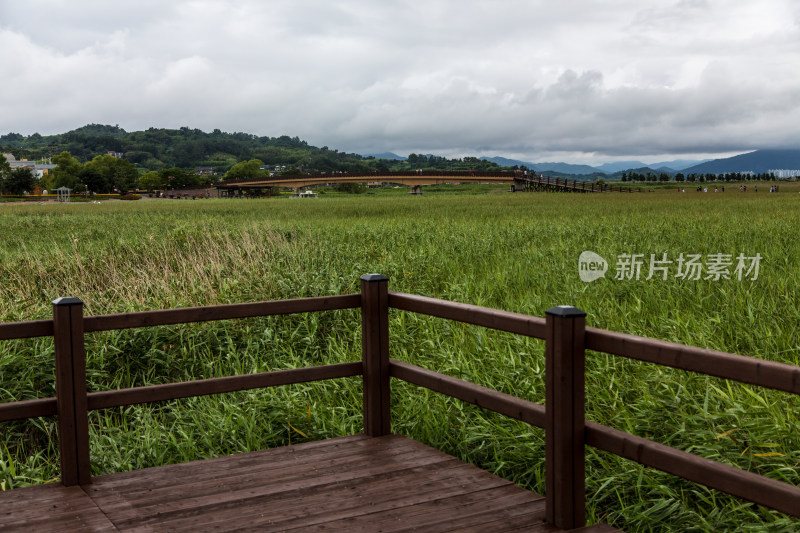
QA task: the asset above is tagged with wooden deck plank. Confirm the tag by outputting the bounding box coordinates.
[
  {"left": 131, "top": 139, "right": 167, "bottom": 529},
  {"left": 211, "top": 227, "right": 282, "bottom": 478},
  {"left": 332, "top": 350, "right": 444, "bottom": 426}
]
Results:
[
  {"left": 159, "top": 466, "right": 464, "bottom": 530},
  {"left": 163, "top": 468, "right": 504, "bottom": 531},
  {"left": 164, "top": 458, "right": 516, "bottom": 531},
  {"left": 373, "top": 490, "right": 545, "bottom": 532},
  {"left": 91, "top": 439, "right": 454, "bottom": 524},
  {"left": 0, "top": 484, "right": 117, "bottom": 532},
  {"left": 284, "top": 486, "right": 546, "bottom": 532},
  {"left": 86, "top": 434, "right": 373, "bottom": 490},
  {"left": 0, "top": 435, "right": 621, "bottom": 532},
  {"left": 87, "top": 435, "right": 427, "bottom": 509},
  {"left": 91, "top": 434, "right": 427, "bottom": 502}
]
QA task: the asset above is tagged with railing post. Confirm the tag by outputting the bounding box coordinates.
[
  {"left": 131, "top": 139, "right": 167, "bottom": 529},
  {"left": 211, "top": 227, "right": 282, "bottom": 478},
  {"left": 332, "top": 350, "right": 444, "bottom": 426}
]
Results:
[
  {"left": 52, "top": 297, "right": 91, "bottom": 486},
  {"left": 545, "top": 305, "right": 586, "bottom": 529},
  {"left": 361, "top": 274, "right": 390, "bottom": 436}
]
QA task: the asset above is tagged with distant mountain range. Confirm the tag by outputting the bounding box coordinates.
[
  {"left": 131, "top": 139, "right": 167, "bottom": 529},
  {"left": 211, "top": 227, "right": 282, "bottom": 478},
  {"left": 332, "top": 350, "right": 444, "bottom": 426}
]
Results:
[
  {"left": 594, "top": 159, "right": 710, "bottom": 173},
  {"left": 678, "top": 149, "right": 800, "bottom": 174},
  {"left": 480, "top": 156, "right": 599, "bottom": 175},
  {"left": 478, "top": 150, "right": 800, "bottom": 176},
  {"left": 361, "top": 150, "right": 800, "bottom": 176},
  {"left": 479, "top": 156, "right": 714, "bottom": 175}
]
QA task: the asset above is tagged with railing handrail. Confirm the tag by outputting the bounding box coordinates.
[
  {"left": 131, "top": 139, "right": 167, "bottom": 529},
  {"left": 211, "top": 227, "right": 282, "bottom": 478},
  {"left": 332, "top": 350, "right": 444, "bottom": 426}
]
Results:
[
  {"left": 0, "top": 318, "right": 53, "bottom": 340},
  {"left": 386, "top": 292, "right": 800, "bottom": 519},
  {"left": 1, "top": 279, "right": 798, "bottom": 525},
  {"left": 388, "top": 292, "right": 547, "bottom": 338},
  {"left": 390, "top": 291, "right": 800, "bottom": 394},
  {"left": 0, "top": 295, "right": 361, "bottom": 341},
  {"left": 218, "top": 170, "right": 521, "bottom": 186}
]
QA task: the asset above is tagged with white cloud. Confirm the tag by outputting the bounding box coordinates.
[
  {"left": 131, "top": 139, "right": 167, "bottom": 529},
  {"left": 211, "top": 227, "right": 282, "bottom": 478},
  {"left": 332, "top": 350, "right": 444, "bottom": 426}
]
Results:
[{"left": 2, "top": 0, "right": 799, "bottom": 163}]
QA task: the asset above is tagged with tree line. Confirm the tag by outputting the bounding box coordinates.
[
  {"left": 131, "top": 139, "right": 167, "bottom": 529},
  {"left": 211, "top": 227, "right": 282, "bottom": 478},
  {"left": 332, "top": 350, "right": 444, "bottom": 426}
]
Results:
[
  {"left": 0, "top": 150, "right": 233, "bottom": 194},
  {"left": 0, "top": 154, "right": 37, "bottom": 195},
  {"left": 0, "top": 125, "right": 389, "bottom": 175},
  {"left": 621, "top": 170, "right": 778, "bottom": 183},
  {"left": 0, "top": 124, "right": 514, "bottom": 178}
]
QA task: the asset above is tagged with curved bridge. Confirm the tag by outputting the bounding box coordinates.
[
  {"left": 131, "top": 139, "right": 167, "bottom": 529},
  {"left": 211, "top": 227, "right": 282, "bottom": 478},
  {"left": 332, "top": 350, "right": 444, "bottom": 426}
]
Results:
[
  {"left": 217, "top": 171, "right": 643, "bottom": 194},
  {"left": 218, "top": 171, "right": 516, "bottom": 190}
]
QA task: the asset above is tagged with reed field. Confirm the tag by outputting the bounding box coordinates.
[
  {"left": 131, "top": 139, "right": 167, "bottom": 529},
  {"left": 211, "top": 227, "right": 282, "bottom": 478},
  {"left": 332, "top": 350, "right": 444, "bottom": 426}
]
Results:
[{"left": 1, "top": 187, "right": 798, "bottom": 531}]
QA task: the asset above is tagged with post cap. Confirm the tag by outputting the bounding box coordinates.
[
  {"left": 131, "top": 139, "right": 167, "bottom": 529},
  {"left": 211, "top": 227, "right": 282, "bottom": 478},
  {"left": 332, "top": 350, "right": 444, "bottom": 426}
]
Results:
[
  {"left": 360, "top": 274, "right": 389, "bottom": 282},
  {"left": 52, "top": 297, "right": 83, "bottom": 306},
  {"left": 545, "top": 305, "right": 586, "bottom": 318}
]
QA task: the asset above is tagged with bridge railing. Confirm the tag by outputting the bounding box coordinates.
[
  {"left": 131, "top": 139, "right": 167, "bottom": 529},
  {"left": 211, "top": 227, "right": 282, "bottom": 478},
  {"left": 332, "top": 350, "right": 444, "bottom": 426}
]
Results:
[
  {"left": 1, "top": 275, "right": 798, "bottom": 529},
  {"left": 516, "top": 175, "right": 646, "bottom": 193},
  {"left": 218, "top": 170, "right": 521, "bottom": 187}
]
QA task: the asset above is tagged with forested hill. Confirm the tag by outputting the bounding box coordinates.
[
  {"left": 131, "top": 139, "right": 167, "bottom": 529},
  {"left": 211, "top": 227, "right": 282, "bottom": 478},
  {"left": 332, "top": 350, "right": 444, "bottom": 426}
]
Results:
[{"left": 0, "top": 124, "right": 508, "bottom": 174}]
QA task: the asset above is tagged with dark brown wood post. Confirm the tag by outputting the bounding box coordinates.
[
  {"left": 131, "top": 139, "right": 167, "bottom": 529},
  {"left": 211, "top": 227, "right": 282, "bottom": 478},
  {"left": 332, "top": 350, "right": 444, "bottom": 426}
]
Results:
[
  {"left": 545, "top": 305, "right": 586, "bottom": 529},
  {"left": 53, "top": 297, "right": 91, "bottom": 486},
  {"left": 361, "top": 274, "right": 390, "bottom": 436}
]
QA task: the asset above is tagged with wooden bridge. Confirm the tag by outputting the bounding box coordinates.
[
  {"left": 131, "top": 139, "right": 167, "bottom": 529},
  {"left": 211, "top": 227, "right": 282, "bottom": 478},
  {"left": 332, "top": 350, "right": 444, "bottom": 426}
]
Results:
[
  {"left": 217, "top": 171, "right": 646, "bottom": 195},
  {"left": 1, "top": 276, "right": 797, "bottom": 531}
]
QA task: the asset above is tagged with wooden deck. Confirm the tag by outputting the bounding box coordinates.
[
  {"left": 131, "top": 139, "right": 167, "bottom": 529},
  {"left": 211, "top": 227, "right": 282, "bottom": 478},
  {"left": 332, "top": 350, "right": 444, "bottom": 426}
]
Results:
[{"left": 0, "top": 434, "right": 619, "bottom": 532}]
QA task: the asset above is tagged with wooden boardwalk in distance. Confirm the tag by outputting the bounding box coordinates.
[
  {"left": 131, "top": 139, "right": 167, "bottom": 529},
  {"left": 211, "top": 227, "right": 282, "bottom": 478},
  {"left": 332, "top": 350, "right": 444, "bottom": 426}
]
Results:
[{"left": 0, "top": 435, "right": 617, "bottom": 532}]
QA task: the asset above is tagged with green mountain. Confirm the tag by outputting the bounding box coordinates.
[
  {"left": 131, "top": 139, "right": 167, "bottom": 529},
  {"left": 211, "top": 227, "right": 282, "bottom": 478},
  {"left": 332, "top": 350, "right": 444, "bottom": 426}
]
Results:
[
  {"left": 0, "top": 125, "right": 506, "bottom": 175},
  {"left": 0, "top": 126, "right": 377, "bottom": 174}
]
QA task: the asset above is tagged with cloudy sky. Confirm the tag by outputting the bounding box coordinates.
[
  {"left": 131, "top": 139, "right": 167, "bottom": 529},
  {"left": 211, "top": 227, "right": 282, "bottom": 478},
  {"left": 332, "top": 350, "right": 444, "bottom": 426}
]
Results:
[{"left": 2, "top": 0, "right": 799, "bottom": 164}]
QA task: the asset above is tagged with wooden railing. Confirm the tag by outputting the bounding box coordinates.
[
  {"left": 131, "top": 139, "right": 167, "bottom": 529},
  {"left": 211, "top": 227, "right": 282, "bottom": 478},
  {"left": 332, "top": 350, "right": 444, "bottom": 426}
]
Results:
[
  {"left": 1, "top": 275, "right": 798, "bottom": 529},
  {"left": 518, "top": 175, "right": 646, "bottom": 193}
]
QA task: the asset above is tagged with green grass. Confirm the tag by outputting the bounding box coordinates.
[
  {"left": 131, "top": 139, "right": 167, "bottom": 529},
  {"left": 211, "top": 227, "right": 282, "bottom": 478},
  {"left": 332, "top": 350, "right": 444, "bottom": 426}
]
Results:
[{"left": 1, "top": 188, "right": 798, "bottom": 531}]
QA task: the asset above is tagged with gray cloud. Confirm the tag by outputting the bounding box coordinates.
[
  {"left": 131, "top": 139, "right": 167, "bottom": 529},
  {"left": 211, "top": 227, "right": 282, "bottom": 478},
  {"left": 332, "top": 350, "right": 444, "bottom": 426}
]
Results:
[{"left": 2, "top": 0, "right": 799, "bottom": 164}]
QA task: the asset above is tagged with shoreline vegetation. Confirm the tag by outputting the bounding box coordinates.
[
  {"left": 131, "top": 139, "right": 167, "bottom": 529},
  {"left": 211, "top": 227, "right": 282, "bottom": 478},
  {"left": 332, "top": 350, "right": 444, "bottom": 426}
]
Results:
[{"left": 1, "top": 189, "right": 798, "bottom": 531}]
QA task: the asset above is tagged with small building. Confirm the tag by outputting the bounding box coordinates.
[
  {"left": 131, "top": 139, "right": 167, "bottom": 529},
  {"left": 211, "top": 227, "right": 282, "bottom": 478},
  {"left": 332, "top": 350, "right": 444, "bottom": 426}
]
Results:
[
  {"left": 7, "top": 160, "right": 57, "bottom": 179},
  {"left": 292, "top": 189, "right": 318, "bottom": 198}
]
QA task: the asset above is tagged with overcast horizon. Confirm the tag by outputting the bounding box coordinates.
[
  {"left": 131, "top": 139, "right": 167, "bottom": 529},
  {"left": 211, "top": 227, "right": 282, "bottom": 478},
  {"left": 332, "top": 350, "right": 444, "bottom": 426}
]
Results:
[{"left": 2, "top": 1, "right": 799, "bottom": 166}]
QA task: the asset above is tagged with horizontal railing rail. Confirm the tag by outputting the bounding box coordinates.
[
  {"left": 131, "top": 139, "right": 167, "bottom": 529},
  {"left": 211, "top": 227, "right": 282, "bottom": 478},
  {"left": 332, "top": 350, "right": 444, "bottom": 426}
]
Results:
[
  {"left": 86, "top": 362, "right": 364, "bottom": 411},
  {"left": 0, "top": 319, "right": 54, "bottom": 340},
  {"left": 389, "top": 359, "right": 547, "bottom": 428},
  {"left": 0, "top": 275, "right": 798, "bottom": 528},
  {"left": 389, "top": 292, "right": 547, "bottom": 338},
  {"left": 585, "top": 327, "right": 800, "bottom": 394},
  {"left": 0, "top": 364, "right": 364, "bottom": 422},
  {"left": 218, "top": 170, "right": 521, "bottom": 186},
  {"left": 584, "top": 422, "right": 800, "bottom": 517},
  {"left": 83, "top": 294, "right": 361, "bottom": 332},
  {"left": 0, "top": 397, "right": 58, "bottom": 421}
]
